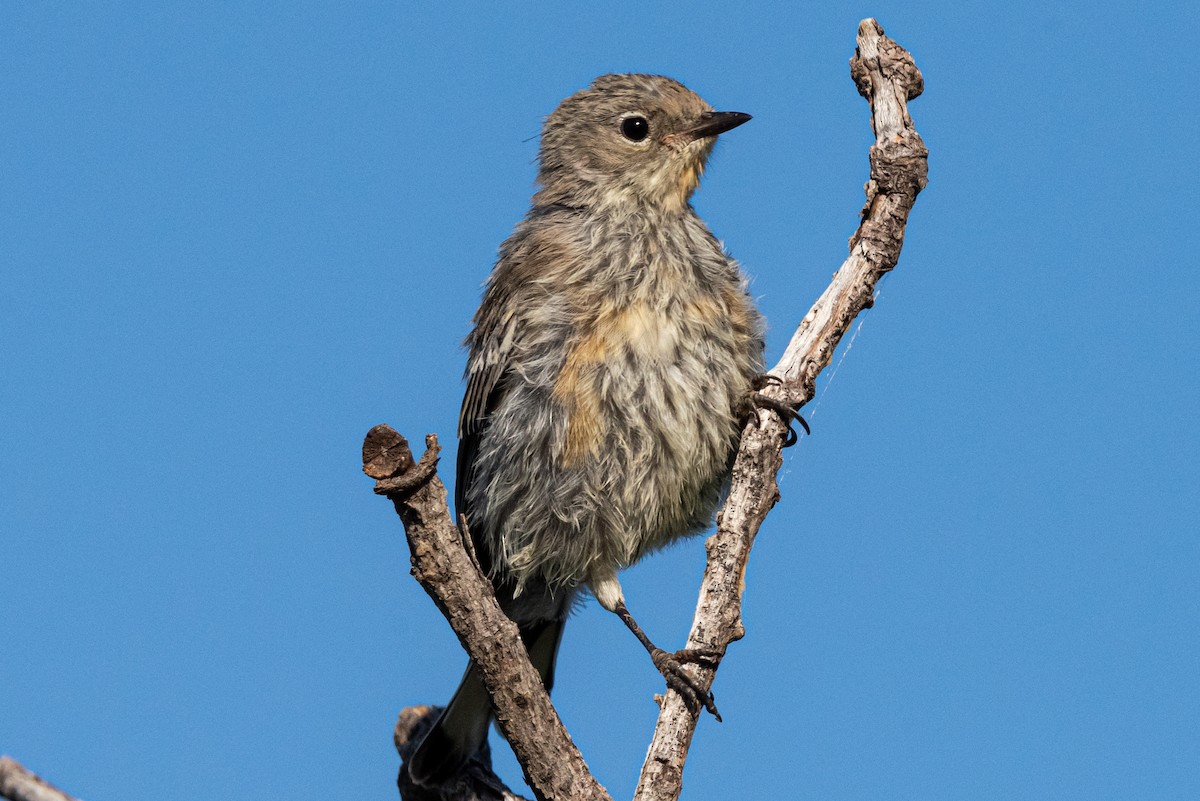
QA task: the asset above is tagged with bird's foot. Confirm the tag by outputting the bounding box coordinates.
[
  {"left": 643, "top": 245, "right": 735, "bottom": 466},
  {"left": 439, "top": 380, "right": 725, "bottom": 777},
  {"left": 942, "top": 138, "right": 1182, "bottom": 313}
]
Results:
[
  {"left": 750, "top": 375, "right": 809, "bottom": 447},
  {"left": 751, "top": 392, "right": 810, "bottom": 447},
  {"left": 613, "top": 601, "right": 724, "bottom": 721},
  {"left": 649, "top": 647, "right": 722, "bottom": 721}
]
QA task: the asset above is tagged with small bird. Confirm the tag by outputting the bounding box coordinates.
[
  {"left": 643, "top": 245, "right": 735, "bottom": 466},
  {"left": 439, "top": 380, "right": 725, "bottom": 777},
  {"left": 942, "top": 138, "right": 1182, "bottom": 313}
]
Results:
[{"left": 409, "top": 73, "right": 765, "bottom": 787}]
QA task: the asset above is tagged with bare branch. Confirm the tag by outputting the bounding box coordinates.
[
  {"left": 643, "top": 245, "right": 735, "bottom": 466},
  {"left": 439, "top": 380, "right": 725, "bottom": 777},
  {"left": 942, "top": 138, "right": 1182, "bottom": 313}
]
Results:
[
  {"left": 363, "top": 427, "right": 610, "bottom": 801},
  {"left": 0, "top": 758, "right": 80, "bottom": 801},
  {"left": 632, "top": 19, "right": 927, "bottom": 801}
]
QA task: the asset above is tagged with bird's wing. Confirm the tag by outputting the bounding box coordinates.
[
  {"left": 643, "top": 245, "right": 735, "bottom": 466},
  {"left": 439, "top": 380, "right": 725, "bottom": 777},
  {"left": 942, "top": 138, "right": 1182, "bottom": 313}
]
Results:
[
  {"left": 455, "top": 211, "right": 570, "bottom": 556},
  {"left": 455, "top": 304, "right": 519, "bottom": 567},
  {"left": 458, "top": 311, "right": 517, "bottom": 442}
]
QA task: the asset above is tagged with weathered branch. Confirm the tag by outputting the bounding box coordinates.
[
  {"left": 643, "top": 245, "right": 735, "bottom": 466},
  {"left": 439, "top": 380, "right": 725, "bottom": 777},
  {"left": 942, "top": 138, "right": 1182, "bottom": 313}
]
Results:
[
  {"left": 363, "top": 427, "right": 609, "bottom": 801},
  {"left": 632, "top": 18, "right": 926, "bottom": 801},
  {"left": 0, "top": 758, "right": 79, "bottom": 801}
]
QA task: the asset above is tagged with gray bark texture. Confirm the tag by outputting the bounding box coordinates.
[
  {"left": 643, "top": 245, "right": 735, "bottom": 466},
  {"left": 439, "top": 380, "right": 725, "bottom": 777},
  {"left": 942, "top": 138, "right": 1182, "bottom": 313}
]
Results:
[{"left": 373, "top": 17, "right": 927, "bottom": 801}]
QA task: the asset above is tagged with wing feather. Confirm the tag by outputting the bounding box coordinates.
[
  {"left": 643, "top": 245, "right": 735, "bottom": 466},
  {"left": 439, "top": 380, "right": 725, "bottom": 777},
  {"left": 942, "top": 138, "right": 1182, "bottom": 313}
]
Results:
[{"left": 455, "top": 308, "right": 517, "bottom": 559}]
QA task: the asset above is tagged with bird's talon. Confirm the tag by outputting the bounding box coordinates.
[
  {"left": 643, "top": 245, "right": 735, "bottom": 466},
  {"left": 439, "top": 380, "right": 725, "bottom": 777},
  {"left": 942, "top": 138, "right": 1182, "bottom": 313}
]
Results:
[
  {"left": 650, "top": 648, "right": 722, "bottom": 721},
  {"left": 674, "top": 646, "right": 723, "bottom": 668},
  {"left": 750, "top": 391, "right": 810, "bottom": 447}
]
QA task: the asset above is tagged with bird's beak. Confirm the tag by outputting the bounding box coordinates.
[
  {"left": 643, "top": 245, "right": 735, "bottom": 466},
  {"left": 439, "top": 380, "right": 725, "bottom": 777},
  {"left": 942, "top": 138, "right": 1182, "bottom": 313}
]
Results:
[{"left": 684, "top": 111, "right": 752, "bottom": 140}]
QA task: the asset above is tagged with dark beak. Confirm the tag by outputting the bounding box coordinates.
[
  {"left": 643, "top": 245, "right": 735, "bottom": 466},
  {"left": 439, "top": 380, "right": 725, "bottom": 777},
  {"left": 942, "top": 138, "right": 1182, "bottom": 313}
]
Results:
[{"left": 685, "top": 111, "right": 752, "bottom": 139}]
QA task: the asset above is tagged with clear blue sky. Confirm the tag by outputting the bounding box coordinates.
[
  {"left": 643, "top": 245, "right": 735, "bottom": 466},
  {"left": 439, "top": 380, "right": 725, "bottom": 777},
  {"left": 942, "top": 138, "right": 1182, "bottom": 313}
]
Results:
[{"left": 2, "top": 3, "right": 1196, "bottom": 800}]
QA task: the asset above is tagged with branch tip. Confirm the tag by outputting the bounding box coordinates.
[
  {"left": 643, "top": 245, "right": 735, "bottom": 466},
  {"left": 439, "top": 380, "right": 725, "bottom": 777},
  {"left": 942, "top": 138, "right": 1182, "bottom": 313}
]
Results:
[
  {"left": 363, "top": 423, "right": 415, "bottom": 479},
  {"left": 362, "top": 425, "right": 443, "bottom": 497}
]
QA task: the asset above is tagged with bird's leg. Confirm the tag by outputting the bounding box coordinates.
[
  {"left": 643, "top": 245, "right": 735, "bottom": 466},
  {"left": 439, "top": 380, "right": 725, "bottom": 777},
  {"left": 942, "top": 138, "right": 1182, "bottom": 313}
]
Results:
[
  {"left": 750, "top": 374, "right": 810, "bottom": 447},
  {"left": 612, "top": 601, "right": 722, "bottom": 721}
]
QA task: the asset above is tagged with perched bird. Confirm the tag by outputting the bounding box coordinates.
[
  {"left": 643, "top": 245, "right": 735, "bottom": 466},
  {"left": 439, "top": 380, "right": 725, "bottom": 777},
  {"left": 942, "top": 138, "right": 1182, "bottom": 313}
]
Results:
[{"left": 409, "top": 73, "right": 765, "bottom": 787}]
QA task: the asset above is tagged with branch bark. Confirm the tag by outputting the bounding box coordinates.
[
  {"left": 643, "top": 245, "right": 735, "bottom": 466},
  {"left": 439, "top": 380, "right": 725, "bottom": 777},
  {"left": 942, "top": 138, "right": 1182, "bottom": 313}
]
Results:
[
  {"left": 0, "top": 758, "right": 80, "bottom": 801},
  {"left": 372, "top": 17, "right": 926, "bottom": 801},
  {"left": 364, "top": 430, "right": 608, "bottom": 801},
  {"left": 632, "top": 19, "right": 927, "bottom": 800}
]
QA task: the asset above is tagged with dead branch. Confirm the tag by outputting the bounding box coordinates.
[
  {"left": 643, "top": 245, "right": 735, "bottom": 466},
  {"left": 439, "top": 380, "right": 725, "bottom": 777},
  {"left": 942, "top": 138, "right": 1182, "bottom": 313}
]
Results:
[{"left": 364, "top": 428, "right": 607, "bottom": 801}]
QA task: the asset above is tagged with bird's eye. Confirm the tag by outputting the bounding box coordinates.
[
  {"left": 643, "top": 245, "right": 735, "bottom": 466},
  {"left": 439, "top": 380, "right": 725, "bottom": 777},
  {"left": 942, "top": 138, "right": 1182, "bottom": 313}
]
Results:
[{"left": 621, "top": 116, "right": 649, "bottom": 142}]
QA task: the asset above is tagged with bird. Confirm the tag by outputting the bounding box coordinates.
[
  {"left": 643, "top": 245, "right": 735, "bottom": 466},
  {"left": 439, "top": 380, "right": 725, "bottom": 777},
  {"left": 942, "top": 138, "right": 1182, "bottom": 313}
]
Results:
[{"left": 408, "top": 73, "right": 766, "bottom": 787}]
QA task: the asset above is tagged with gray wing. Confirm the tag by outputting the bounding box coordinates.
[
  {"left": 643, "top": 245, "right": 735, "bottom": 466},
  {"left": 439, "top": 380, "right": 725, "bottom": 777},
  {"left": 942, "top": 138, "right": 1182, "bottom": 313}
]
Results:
[
  {"left": 455, "top": 307, "right": 519, "bottom": 565},
  {"left": 455, "top": 209, "right": 567, "bottom": 553},
  {"left": 457, "top": 331, "right": 512, "bottom": 442}
]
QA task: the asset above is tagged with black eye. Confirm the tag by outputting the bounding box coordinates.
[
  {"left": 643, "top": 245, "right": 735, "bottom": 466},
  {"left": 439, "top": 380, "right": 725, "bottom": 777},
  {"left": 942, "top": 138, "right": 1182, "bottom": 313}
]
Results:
[{"left": 621, "top": 116, "right": 649, "bottom": 142}]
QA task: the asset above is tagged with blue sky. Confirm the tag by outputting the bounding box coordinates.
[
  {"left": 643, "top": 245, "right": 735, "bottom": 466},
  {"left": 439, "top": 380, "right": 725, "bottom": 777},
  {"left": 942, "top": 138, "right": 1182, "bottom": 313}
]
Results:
[{"left": 2, "top": 2, "right": 1196, "bottom": 800}]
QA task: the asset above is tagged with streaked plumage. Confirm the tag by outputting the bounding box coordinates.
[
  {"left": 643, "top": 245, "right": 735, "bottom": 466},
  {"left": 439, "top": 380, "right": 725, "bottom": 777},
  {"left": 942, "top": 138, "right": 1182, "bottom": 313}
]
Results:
[{"left": 410, "top": 73, "right": 763, "bottom": 787}]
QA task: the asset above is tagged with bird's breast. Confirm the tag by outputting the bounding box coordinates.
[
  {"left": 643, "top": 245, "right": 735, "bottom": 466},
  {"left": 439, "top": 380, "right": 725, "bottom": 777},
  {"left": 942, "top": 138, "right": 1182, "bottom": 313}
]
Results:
[{"left": 551, "top": 292, "right": 748, "bottom": 470}]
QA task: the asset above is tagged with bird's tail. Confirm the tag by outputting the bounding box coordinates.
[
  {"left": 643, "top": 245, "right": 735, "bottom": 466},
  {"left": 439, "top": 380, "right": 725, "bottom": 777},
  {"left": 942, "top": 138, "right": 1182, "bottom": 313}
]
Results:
[
  {"left": 407, "top": 659, "right": 491, "bottom": 787},
  {"left": 407, "top": 618, "right": 564, "bottom": 787}
]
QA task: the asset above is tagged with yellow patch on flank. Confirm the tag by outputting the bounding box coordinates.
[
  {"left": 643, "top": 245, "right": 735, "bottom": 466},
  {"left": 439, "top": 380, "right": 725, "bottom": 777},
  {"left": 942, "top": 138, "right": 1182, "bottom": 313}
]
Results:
[
  {"left": 553, "top": 301, "right": 662, "bottom": 467},
  {"left": 552, "top": 332, "right": 607, "bottom": 467},
  {"left": 552, "top": 292, "right": 737, "bottom": 468}
]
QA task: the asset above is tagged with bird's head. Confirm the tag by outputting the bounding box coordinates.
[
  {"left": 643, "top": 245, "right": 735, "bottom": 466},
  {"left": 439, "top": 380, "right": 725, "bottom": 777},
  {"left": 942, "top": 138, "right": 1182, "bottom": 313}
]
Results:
[{"left": 534, "top": 74, "right": 750, "bottom": 214}]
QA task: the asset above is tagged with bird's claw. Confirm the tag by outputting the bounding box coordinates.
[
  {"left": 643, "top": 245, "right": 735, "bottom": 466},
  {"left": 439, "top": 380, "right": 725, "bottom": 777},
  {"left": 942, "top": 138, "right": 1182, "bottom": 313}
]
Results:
[
  {"left": 750, "top": 391, "right": 810, "bottom": 447},
  {"left": 674, "top": 646, "right": 722, "bottom": 668},
  {"left": 751, "top": 373, "right": 784, "bottom": 391},
  {"left": 650, "top": 647, "right": 722, "bottom": 721}
]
